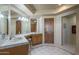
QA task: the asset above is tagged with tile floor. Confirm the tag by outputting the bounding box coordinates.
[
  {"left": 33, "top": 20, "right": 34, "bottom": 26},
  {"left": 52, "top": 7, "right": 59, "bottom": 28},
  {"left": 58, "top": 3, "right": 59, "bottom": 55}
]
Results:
[
  {"left": 60, "top": 44, "right": 75, "bottom": 54},
  {"left": 30, "top": 44, "right": 71, "bottom": 55}
]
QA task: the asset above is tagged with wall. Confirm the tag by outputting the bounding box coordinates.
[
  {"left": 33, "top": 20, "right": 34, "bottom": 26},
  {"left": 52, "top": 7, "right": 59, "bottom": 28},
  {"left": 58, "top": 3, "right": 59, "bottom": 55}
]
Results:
[
  {"left": 69, "top": 15, "right": 76, "bottom": 45},
  {"left": 62, "top": 14, "right": 76, "bottom": 45},
  {"left": 21, "top": 19, "right": 30, "bottom": 34},
  {"left": 11, "top": 18, "right": 16, "bottom": 35},
  {"left": 37, "top": 16, "right": 44, "bottom": 33},
  {"left": 0, "top": 17, "right": 7, "bottom": 34},
  {"left": 37, "top": 16, "right": 44, "bottom": 43},
  {"left": 0, "top": 15, "right": 8, "bottom": 45},
  {"left": 76, "top": 13, "right": 79, "bottom": 54},
  {"left": 54, "top": 15, "right": 62, "bottom": 45}
]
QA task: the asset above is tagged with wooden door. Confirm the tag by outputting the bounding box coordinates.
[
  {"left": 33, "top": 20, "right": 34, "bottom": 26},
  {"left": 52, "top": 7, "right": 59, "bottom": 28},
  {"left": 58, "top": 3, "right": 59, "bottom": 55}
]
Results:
[
  {"left": 16, "top": 21, "right": 21, "bottom": 34},
  {"left": 44, "top": 18, "right": 54, "bottom": 43},
  {"left": 31, "top": 20, "right": 37, "bottom": 32}
]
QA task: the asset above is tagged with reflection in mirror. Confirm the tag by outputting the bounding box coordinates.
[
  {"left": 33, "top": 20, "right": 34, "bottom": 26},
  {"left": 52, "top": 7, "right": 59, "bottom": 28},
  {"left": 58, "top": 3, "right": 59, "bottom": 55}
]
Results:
[
  {"left": 31, "top": 18, "right": 37, "bottom": 32},
  {"left": 11, "top": 10, "right": 30, "bottom": 35},
  {"left": 0, "top": 5, "right": 8, "bottom": 35}
]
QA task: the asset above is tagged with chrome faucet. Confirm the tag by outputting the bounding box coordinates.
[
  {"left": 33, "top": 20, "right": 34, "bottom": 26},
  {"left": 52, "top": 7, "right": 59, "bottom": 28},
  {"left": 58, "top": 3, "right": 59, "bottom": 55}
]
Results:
[
  {"left": 1, "top": 33, "right": 6, "bottom": 39},
  {"left": 9, "top": 35, "right": 15, "bottom": 40}
]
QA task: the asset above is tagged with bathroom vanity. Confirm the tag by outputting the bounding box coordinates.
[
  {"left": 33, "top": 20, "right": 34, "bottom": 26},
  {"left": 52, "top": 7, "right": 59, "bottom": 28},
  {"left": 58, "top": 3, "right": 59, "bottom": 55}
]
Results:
[
  {"left": 24, "top": 32, "right": 43, "bottom": 45},
  {"left": 0, "top": 32, "right": 42, "bottom": 55},
  {"left": 0, "top": 36, "right": 29, "bottom": 55}
]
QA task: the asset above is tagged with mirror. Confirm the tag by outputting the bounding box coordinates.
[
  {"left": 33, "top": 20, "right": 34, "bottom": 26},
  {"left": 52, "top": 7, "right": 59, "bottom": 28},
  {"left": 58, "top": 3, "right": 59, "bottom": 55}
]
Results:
[
  {"left": 11, "top": 10, "right": 30, "bottom": 35},
  {"left": 0, "top": 5, "right": 8, "bottom": 35}
]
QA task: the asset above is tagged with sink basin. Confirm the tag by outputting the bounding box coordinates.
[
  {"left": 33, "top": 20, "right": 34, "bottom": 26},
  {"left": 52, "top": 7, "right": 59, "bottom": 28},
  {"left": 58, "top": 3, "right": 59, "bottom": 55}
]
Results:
[
  {"left": 10, "top": 37, "right": 23, "bottom": 42},
  {"left": 0, "top": 37, "right": 24, "bottom": 47}
]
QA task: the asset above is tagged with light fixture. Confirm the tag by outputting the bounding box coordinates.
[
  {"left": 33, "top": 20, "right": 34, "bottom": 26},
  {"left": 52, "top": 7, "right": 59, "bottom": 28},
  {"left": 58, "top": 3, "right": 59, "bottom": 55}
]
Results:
[
  {"left": 58, "top": 4, "right": 62, "bottom": 6},
  {"left": 34, "top": 20, "right": 37, "bottom": 23},
  {"left": 0, "top": 13, "right": 4, "bottom": 18},
  {"left": 18, "top": 17, "right": 28, "bottom": 22},
  {"left": 18, "top": 17, "right": 21, "bottom": 20},
  {"left": 21, "top": 17, "right": 25, "bottom": 21}
]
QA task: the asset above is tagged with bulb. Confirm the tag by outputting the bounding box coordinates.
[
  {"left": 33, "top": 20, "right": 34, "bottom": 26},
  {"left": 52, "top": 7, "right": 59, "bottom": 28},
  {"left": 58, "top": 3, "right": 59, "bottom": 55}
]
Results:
[
  {"left": 0, "top": 14, "right": 4, "bottom": 18},
  {"left": 18, "top": 17, "right": 21, "bottom": 20},
  {"left": 58, "top": 4, "right": 62, "bottom": 6}
]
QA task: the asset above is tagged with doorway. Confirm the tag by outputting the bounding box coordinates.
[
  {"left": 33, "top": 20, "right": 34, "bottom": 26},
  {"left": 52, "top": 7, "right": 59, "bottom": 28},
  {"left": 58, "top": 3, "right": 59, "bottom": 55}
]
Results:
[
  {"left": 31, "top": 19, "right": 37, "bottom": 32},
  {"left": 44, "top": 18, "right": 54, "bottom": 43},
  {"left": 16, "top": 21, "right": 21, "bottom": 34}
]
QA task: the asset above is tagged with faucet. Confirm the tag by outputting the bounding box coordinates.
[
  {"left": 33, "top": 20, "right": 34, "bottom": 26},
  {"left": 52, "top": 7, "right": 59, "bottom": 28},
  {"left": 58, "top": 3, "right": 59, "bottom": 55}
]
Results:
[
  {"left": 1, "top": 33, "right": 6, "bottom": 40},
  {"left": 9, "top": 35, "right": 15, "bottom": 40}
]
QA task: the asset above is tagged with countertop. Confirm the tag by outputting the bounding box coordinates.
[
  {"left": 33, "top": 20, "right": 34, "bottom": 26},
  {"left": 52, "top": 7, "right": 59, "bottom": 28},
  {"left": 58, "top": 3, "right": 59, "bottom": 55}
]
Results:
[
  {"left": 0, "top": 32, "right": 42, "bottom": 49},
  {"left": 15, "top": 32, "right": 42, "bottom": 37},
  {"left": 0, "top": 36, "right": 29, "bottom": 49}
]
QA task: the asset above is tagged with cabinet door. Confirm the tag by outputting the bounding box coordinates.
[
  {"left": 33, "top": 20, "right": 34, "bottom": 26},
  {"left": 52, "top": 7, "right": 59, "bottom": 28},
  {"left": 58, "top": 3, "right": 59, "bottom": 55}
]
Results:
[
  {"left": 0, "top": 45, "right": 29, "bottom": 55},
  {"left": 32, "top": 34, "right": 42, "bottom": 45},
  {"left": 9, "top": 45, "right": 29, "bottom": 55},
  {"left": 0, "top": 49, "right": 10, "bottom": 55}
]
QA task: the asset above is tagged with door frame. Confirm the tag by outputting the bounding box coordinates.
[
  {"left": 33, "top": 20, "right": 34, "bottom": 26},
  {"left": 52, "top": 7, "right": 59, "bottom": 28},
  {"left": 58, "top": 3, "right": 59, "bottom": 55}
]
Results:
[{"left": 43, "top": 16, "right": 54, "bottom": 44}]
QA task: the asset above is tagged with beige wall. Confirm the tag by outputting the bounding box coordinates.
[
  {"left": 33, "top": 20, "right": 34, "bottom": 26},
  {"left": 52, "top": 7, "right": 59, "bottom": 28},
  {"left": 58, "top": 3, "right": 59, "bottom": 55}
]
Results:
[
  {"left": 62, "top": 14, "right": 76, "bottom": 45},
  {"left": 76, "top": 13, "right": 79, "bottom": 54},
  {"left": 0, "top": 17, "right": 7, "bottom": 34},
  {"left": 11, "top": 18, "right": 16, "bottom": 35},
  {"left": 21, "top": 19, "right": 30, "bottom": 34}
]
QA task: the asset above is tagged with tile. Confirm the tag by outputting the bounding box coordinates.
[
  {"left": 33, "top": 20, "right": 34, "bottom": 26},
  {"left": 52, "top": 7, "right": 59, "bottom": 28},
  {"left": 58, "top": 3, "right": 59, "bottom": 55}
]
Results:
[{"left": 30, "top": 44, "right": 71, "bottom": 55}]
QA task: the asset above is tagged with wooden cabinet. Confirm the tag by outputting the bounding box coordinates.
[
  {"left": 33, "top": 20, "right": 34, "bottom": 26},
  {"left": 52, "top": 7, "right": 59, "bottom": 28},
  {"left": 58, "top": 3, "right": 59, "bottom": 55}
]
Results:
[
  {"left": 31, "top": 34, "right": 42, "bottom": 45},
  {"left": 24, "top": 34, "right": 43, "bottom": 46},
  {"left": 0, "top": 44, "right": 29, "bottom": 55}
]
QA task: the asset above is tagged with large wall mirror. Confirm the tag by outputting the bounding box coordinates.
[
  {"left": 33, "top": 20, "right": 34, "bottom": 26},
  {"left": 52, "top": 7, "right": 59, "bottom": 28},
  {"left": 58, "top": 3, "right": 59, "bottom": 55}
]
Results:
[
  {"left": 11, "top": 10, "right": 30, "bottom": 35},
  {"left": 0, "top": 5, "right": 8, "bottom": 35}
]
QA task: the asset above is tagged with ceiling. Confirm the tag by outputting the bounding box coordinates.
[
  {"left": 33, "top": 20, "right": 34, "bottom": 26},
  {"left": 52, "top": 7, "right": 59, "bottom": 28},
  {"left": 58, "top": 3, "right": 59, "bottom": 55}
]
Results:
[
  {"left": 11, "top": 10, "right": 19, "bottom": 15},
  {"left": 0, "top": 5, "right": 8, "bottom": 12},
  {"left": 33, "top": 4, "right": 60, "bottom": 11},
  {"left": 25, "top": 4, "right": 78, "bottom": 16}
]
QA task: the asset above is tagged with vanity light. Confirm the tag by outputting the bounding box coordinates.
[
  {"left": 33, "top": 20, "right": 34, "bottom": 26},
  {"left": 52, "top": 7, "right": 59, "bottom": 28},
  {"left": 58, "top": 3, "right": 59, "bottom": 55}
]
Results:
[
  {"left": 21, "top": 17, "right": 24, "bottom": 21},
  {"left": 58, "top": 4, "right": 62, "bottom": 6},
  {"left": 18, "top": 17, "right": 21, "bottom": 20},
  {"left": 18, "top": 17, "right": 28, "bottom": 22},
  {"left": 0, "top": 13, "right": 4, "bottom": 18},
  {"left": 34, "top": 20, "right": 37, "bottom": 23}
]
